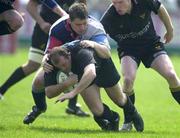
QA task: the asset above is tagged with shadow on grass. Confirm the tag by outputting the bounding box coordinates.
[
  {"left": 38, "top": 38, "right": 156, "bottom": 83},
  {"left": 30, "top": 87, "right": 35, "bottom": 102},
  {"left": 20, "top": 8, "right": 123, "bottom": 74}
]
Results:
[
  {"left": 29, "top": 126, "right": 180, "bottom": 136},
  {"left": 30, "top": 126, "right": 120, "bottom": 134}
]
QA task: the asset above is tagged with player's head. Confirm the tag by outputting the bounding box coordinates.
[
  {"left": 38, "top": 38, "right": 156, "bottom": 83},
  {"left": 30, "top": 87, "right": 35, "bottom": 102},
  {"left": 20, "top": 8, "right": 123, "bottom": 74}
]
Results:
[
  {"left": 49, "top": 47, "right": 71, "bottom": 73},
  {"left": 69, "top": 3, "right": 88, "bottom": 35},
  {"left": 112, "top": 0, "right": 132, "bottom": 15}
]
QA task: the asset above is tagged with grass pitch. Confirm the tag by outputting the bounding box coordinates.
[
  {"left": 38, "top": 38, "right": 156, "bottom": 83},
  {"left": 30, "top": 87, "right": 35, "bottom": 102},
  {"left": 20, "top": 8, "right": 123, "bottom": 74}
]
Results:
[{"left": 0, "top": 47, "right": 180, "bottom": 138}]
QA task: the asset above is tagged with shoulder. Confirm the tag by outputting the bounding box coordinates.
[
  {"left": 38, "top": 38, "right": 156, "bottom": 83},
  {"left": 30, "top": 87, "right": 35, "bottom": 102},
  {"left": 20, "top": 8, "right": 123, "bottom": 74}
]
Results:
[
  {"left": 82, "top": 17, "right": 106, "bottom": 39},
  {"left": 100, "top": 4, "right": 118, "bottom": 25},
  {"left": 50, "top": 15, "right": 69, "bottom": 36}
]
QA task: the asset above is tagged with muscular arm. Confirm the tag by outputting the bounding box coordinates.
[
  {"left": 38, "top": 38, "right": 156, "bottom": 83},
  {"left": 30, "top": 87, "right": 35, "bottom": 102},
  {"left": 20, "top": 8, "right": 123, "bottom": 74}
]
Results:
[
  {"left": 158, "top": 4, "right": 173, "bottom": 33},
  {"left": 81, "top": 34, "right": 111, "bottom": 59},
  {"left": 69, "top": 64, "right": 96, "bottom": 96},
  {"left": 40, "top": 0, "right": 67, "bottom": 17},
  {"left": 93, "top": 42, "right": 111, "bottom": 59},
  {"left": 45, "top": 74, "right": 78, "bottom": 98},
  {"left": 27, "top": 0, "right": 46, "bottom": 26}
]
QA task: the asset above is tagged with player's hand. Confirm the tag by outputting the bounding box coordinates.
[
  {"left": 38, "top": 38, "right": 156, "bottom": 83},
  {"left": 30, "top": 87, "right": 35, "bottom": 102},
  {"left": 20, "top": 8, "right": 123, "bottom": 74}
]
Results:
[
  {"left": 164, "top": 30, "right": 173, "bottom": 44},
  {"left": 55, "top": 92, "right": 75, "bottom": 103},
  {"left": 42, "top": 56, "right": 54, "bottom": 73},
  {"left": 40, "top": 22, "right": 51, "bottom": 34},
  {"left": 80, "top": 40, "right": 95, "bottom": 48},
  {"left": 65, "top": 74, "right": 78, "bottom": 86}
]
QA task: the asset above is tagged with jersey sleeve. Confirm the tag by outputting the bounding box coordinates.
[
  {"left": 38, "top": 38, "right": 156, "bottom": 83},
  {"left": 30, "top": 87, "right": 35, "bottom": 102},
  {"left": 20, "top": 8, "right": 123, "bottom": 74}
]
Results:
[
  {"left": 144, "top": 0, "right": 161, "bottom": 14},
  {"left": 76, "top": 49, "right": 96, "bottom": 79},
  {"left": 100, "top": 5, "right": 112, "bottom": 36},
  {"left": 45, "top": 26, "right": 63, "bottom": 53},
  {"left": 90, "top": 34, "right": 110, "bottom": 49},
  {"left": 39, "top": 0, "right": 58, "bottom": 10}
]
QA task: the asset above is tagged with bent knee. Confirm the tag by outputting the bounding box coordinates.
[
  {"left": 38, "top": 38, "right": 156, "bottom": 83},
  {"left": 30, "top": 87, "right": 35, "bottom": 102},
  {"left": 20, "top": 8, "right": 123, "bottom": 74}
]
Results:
[
  {"left": 123, "top": 76, "right": 135, "bottom": 87},
  {"left": 22, "top": 61, "right": 41, "bottom": 75},
  {"left": 89, "top": 104, "right": 104, "bottom": 116},
  {"left": 5, "top": 11, "right": 24, "bottom": 31},
  {"left": 32, "top": 76, "right": 44, "bottom": 90},
  {"left": 165, "top": 70, "right": 178, "bottom": 82}
]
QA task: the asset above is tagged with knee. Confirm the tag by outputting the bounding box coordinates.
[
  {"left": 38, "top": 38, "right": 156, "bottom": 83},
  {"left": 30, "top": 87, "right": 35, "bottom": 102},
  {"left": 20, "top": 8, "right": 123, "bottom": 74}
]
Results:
[
  {"left": 165, "top": 70, "right": 178, "bottom": 82},
  {"left": 123, "top": 76, "right": 135, "bottom": 89},
  {"left": 32, "top": 76, "right": 44, "bottom": 90},
  {"left": 22, "top": 61, "right": 41, "bottom": 75},
  {"left": 6, "top": 11, "right": 24, "bottom": 31},
  {"left": 10, "top": 15, "right": 24, "bottom": 31},
  {"left": 90, "top": 104, "right": 104, "bottom": 116}
]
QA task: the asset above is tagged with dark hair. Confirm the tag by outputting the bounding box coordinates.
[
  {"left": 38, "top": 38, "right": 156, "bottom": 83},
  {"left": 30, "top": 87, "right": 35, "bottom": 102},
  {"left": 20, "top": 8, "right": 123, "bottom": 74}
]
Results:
[
  {"left": 49, "top": 47, "right": 70, "bottom": 65},
  {"left": 69, "top": 3, "right": 88, "bottom": 21}
]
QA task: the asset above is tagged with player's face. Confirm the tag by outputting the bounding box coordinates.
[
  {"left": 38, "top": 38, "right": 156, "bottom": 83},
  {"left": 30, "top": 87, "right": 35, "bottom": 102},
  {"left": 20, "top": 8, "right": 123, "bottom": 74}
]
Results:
[
  {"left": 112, "top": 0, "right": 131, "bottom": 15},
  {"left": 52, "top": 55, "right": 71, "bottom": 73},
  {"left": 70, "top": 18, "right": 88, "bottom": 35}
]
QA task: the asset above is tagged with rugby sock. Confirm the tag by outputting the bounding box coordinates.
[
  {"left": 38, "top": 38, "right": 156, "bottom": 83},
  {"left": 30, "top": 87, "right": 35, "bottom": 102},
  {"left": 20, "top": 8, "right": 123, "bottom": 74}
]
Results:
[
  {"left": 94, "top": 104, "right": 119, "bottom": 130},
  {"left": 122, "top": 96, "right": 136, "bottom": 123},
  {"left": 129, "top": 91, "right": 135, "bottom": 104},
  {"left": 0, "top": 21, "right": 14, "bottom": 35},
  {"left": 32, "top": 89, "right": 47, "bottom": 111},
  {"left": 0, "top": 67, "right": 26, "bottom": 95},
  {"left": 170, "top": 87, "right": 180, "bottom": 104},
  {"left": 68, "top": 95, "right": 78, "bottom": 109}
]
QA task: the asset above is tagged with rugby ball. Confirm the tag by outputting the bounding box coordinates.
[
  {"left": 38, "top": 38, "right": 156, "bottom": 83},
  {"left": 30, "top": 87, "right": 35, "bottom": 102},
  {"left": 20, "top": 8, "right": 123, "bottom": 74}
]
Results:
[{"left": 56, "top": 71, "right": 74, "bottom": 93}]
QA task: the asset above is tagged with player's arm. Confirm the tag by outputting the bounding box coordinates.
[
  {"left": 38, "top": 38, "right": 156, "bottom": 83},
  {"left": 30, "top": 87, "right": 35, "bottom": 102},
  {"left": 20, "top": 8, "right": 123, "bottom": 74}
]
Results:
[
  {"left": 80, "top": 35, "right": 111, "bottom": 59},
  {"left": 45, "top": 74, "right": 78, "bottom": 99},
  {"left": 157, "top": 4, "right": 174, "bottom": 43},
  {"left": 42, "top": 25, "right": 64, "bottom": 73},
  {"left": 27, "top": 0, "right": 51, "bottom": 33},
  {"left": 56, "top": 64, "right": 96, "bottom": 102},
  {"left": 39, "top": 0, "right": 67, "bottom": 17}
]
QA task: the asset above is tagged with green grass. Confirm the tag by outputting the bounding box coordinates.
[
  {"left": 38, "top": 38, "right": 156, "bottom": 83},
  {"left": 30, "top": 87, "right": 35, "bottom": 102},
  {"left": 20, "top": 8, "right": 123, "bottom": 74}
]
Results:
[{"left": 0, "top": 48, "right": 180, "bottom": 138}]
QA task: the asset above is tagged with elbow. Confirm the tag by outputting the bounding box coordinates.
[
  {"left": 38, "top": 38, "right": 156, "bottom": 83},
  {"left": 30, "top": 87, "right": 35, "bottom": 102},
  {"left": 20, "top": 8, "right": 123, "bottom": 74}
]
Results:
[
  {"left": 90, "top": 69, "right": 97, "bottom": 80},
  {"left": 45, "top": 87, "right": 54, "bottom": 99}
]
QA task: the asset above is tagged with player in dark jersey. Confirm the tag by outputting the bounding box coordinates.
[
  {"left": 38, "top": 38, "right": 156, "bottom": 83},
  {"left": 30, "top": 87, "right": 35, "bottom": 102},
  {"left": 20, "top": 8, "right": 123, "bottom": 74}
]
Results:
[
  {"left": 46, "top": 40, "right": 144, "bottom": 131},
  {"left": 0, "top": 0, "right": 24, "bottom": 35},
  {"left": 27, "top": 3, "right": 144, "bottom": 131},
  {"left": 0, "top": 0, "right": 89, "bottom": 121},
  {"left": 101, "top": 0, "right": 180, "bottom": 131}
]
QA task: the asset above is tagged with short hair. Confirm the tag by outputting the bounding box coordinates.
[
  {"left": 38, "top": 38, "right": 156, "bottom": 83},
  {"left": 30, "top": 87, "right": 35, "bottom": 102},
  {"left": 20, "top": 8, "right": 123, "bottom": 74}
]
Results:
[
  {"left": 69, "top": 3, "right": 88, "bottom": 21},
  {"left": 49, "top": 47, "right": 70, "bottom": 65}
]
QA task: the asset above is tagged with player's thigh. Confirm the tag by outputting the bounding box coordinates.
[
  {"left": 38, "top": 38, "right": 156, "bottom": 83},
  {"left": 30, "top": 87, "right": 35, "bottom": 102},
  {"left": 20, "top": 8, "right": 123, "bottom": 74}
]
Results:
[
  {"left": 151, "top": 54, "right": 176, "bottom": 78},
  {"left": 121, "top": 56, "right": 138, "bottom": 79},
  {"left": 2, "top": 10, "right": 23, "bottom": 29},
  {"left": 81, "top": 84, "right": 103, "bottom": 116}
]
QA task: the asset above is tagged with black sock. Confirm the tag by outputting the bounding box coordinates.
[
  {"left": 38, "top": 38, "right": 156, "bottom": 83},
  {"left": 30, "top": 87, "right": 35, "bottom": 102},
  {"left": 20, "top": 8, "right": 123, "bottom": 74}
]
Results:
[
  {"left": 0, "top": 67, "right": 26, "bottom": 95},
  {"left": 93, "top": 104, "right": 119, "bottom": 130},
  {"left": 122, "top": 96, "right": 136, "bottom": 123},
  {"left": 32, "top": 89, "right": 47, "bottom": 111},
  {"left": 68, "top": 95, "right": 78, "bottom": 109},
  {"left": 0, "top": 21, "right": 14, "bottom": 35},
  {"left": 170, "top": 87, "right": 180, "bottom": 104},
  {"left": 129, "top": 92, "right": 135, "bottom": 105}
]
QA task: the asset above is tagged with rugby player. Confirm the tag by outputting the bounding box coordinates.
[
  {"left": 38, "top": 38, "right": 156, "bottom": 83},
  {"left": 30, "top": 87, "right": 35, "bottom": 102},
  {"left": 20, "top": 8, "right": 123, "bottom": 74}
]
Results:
[
  {"left": 0, "top": 0, "right": 89, "bottom": 123},
  {"left": 47, "top": 40, "right": 144, "bottom": 131},
  {"left": 101, "top": 0, "right": 180, "bottom": 131}
]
